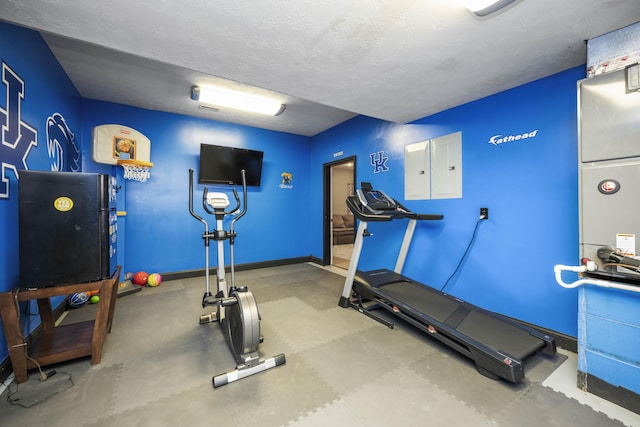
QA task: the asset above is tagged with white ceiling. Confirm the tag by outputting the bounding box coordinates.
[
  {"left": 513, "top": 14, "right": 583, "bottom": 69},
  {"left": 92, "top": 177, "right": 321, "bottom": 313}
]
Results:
[{"left": 1, "top": 1, "right": 639, "bottom": 136}]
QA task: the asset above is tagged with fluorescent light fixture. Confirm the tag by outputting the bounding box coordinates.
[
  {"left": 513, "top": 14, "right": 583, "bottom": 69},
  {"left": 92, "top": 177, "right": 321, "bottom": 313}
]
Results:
[
  {"left": 191, "top": 86, "right": 285, "bottom": 116},
  {"left": 463, "top": 0, "right": 517, "bottom": 16}
]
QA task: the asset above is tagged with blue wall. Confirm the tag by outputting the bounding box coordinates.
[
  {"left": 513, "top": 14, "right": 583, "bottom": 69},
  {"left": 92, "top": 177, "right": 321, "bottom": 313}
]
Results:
[
  {"left": 0, "top": 22, "right": 312, "bottom": 366},
  {"left": 0, "top": 20, "right": 589, "bottom": 369},
  {"left": 78, "top": 100, "right": 313, "bottom": 276},
  {"left": 0, "top": 22, "right": 82, "bottom": 362},
  {"left": 310, "top": 67, "right": 584, "bottom": 336}
]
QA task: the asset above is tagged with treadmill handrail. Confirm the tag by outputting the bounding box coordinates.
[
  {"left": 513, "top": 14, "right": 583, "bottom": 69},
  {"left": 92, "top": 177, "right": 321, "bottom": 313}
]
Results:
[{"left": 413, "top": 213, "right": 445, "bottom": 221}]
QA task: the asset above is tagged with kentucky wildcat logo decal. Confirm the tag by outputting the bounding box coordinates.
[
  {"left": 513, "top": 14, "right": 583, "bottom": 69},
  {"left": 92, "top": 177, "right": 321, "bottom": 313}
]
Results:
[
  {"left": 370, "top": 151, "right": 389, "bottom": 173},
  {"left": 47, "top": 112, "right": 80, "bottom": 172},
  {"left": 0, "top": 61, "right": 37, "bottom": 199}
]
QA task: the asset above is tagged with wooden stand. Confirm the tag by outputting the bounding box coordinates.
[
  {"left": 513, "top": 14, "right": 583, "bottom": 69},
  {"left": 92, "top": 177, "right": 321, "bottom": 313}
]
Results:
[{"left": 0, "top": 266, "right": 121, "bottom": 384}]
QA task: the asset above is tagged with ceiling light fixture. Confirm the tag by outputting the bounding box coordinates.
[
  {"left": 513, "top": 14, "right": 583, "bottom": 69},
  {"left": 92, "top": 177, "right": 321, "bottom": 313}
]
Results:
[
  {"left": 191, "top": 86, "right": 285, "bottom": 116},
  {"left": 463, "top": 0, "right": 517, "bottom": 16}
]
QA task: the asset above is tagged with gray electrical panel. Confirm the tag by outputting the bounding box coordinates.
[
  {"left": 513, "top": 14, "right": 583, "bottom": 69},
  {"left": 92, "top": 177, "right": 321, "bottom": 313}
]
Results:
[
  {"left": 404, "top": 140, "right": 430, "bottom": 200},
  {"left": 404, "top": 132, "right": 462, "bottom": 200},
  {"left": 431, "top": 132, "right": 462, "bottom": 200}
]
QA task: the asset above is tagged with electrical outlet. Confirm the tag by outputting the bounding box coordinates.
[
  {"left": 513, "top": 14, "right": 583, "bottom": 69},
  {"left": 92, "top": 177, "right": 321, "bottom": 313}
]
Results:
[{"left": 480, "top": 207, "right": 489, "bottom": 220}]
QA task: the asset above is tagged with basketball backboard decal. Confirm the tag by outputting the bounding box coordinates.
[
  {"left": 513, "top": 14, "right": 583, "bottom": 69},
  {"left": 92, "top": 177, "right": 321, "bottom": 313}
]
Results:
[{"left": 92, "top": 124, "right": 151, "bottom": 165}]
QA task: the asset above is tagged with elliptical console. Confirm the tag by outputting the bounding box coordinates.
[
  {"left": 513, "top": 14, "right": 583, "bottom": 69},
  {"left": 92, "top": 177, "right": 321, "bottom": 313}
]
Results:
[{"left": 188, "top": 168, "right": 285, "bottom": 388}]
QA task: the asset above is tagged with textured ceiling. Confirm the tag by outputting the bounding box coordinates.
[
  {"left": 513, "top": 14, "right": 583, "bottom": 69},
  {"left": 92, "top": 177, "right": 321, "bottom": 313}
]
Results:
[{"left": 1, "top": 0, "right": 639, "bottom": 136}]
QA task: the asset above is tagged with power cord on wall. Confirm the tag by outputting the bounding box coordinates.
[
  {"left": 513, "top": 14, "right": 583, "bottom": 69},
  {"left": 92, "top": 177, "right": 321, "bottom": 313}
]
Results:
[
  {"left": 440, "top": 215, "right": 484, "bottom": 292},
  {"left": 12, "top": 289, "right": 49, "bottom": 381},
  {"left": 5, "top": 289, "right": 75, "bottom": 407}
]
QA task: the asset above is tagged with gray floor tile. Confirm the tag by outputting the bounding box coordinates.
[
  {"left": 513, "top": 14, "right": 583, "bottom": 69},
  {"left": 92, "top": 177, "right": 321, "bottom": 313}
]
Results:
[{"left": 0, "top": 263, "right": 636, "bottom": 427}]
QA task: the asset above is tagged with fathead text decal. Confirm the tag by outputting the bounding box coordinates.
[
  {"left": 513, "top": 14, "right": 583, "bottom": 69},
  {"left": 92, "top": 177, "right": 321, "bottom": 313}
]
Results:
[{"left": 488, "top": 130, "right": 539, "bottom": 146}]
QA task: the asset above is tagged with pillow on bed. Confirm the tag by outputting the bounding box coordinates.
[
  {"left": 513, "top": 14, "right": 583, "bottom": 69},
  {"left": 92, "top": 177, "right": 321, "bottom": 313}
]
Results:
[{"left": 333, "top": 215, "right": 345, "bottom": 228}]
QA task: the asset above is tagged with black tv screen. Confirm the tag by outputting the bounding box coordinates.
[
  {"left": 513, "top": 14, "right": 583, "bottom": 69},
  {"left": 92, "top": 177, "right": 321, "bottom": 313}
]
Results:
[{"left": 198, "top": 144, "right": 264, "bottom": 186}]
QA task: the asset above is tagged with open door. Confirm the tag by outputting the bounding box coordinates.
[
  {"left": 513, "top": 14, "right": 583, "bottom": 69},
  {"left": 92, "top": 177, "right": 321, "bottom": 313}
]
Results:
[{"left": 323, "top": 157, "right": 356, "bottom": 268}]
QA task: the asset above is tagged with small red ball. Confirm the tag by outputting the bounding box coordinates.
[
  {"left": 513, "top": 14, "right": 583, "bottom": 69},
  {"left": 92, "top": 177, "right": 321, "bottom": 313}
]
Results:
[{"left": 132, "top": 271, "right": 149, "bottom": 286}]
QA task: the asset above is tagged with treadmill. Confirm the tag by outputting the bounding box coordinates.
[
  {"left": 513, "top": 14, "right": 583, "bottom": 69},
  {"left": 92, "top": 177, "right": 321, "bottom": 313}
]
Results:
[{"left": 338, "top": 182, "right": 556, "bottom": 383}]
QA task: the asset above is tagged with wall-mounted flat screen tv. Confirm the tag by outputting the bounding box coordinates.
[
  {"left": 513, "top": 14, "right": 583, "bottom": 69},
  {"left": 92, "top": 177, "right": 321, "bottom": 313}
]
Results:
[{"left": 198, "top": 144, "right": 264, "bottom": 186}]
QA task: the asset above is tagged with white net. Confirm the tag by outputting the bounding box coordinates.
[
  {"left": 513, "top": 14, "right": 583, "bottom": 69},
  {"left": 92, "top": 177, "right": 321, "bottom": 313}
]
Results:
[{"left": 120, "top": 162, "right": 151, "bottom": 182}]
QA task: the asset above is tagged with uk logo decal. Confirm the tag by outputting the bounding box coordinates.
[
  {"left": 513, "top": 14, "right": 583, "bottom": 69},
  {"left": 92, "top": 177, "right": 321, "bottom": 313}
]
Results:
[
  {"left": 47, "top": 112, "right": 80, "bottom": 172},
  {"left": 370, "top": 151, "right": 389, "bottom": 173},
  {"left": 1, "top": 62, "right": 38, "bottom": 199}
]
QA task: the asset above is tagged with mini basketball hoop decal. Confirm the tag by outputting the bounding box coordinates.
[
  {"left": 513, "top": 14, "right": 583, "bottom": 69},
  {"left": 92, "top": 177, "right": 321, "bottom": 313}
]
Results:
[
  {"left": 93, "top": 124, "right": 153, "bottom": 183},
  {"left": 93, "top": 124, "right": 151, "bottom": 165},
  {"left": 118, "top": 159, "right": 154, "bottom": 183}
]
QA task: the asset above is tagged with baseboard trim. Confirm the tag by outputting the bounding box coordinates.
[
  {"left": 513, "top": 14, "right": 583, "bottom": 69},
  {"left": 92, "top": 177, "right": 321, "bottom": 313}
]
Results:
[
  {"left": 309, "top": 255, "right": 324, "bottom": 265},
  {"left": 578, "top": 371, "right": 640, "bottom": 415},
  {"left": 160, "top": 256, "right": 315, "bottom": 281},
  {"left": 515, "top": 320, "right": 577, "bottom": 353}
]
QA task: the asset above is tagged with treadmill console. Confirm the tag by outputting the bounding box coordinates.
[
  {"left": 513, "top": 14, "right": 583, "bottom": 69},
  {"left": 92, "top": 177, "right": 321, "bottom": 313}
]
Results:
[
  {"left": 346, "top": 182, "right": 443, "bottom": 222},
  {"left": 358, "top": 182, "right": 396, "bottom": 212}
]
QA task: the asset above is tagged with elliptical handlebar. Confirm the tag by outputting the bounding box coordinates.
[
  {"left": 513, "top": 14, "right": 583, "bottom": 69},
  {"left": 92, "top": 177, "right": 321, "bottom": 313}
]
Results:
[
  {"left": 188, "top": 168, "right": 247, "bottom": 223},
  {"left": 188, "top": 169, "right": 207, "bottom": 227},
  {"left": 231, "top": 170, "right": 248, "bottom": 230},
  {"left": 188, "top": 168, "right": 248, "bottom": 296}
]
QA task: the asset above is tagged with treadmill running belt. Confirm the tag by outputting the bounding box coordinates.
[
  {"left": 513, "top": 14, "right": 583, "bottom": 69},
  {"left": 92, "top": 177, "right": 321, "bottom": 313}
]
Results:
[
  {"left": 377, "top": 281, "right": 461, "bottom": 322},
  {"left": 371, "top": 280, "right": 545, "bottom": 361},
  {"left": 456, "top": 311, "right": 545, "bottom": 360}
]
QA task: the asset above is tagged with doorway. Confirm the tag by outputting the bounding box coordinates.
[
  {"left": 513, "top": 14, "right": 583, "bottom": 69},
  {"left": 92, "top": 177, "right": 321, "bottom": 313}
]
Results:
[{"left": 322, "top": 156, "right": 356, "bottom": 268}]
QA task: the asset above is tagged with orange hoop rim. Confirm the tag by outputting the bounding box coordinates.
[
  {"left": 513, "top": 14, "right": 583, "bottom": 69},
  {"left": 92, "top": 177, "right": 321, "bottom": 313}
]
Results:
[{"left": 117, "top": 159, "right": 154, "bottom": 168}]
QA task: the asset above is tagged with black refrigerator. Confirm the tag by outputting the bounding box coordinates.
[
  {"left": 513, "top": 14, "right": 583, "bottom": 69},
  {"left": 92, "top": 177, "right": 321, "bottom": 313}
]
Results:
[{"left": 19, "top": 171, "right": 117, "bottom": 288}]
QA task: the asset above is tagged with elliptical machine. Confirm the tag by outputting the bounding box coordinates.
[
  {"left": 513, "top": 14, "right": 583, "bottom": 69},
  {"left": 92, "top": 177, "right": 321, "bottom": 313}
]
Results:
[{"left": 188, "top": 168, "right": 285, "bottom": 388}]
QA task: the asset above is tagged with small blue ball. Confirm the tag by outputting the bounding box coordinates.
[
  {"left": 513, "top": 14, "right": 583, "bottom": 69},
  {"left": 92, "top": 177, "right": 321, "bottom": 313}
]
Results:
[{"left": 69, "top": 292, "right": 89, "bottom": 308}]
